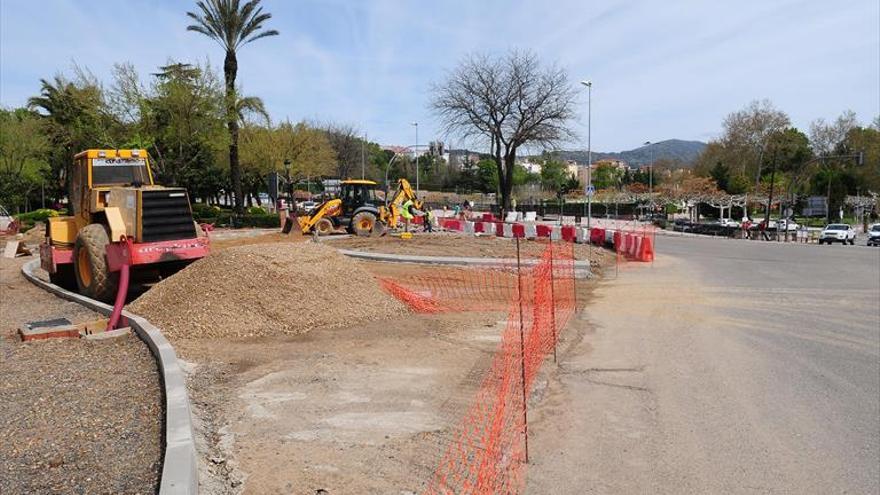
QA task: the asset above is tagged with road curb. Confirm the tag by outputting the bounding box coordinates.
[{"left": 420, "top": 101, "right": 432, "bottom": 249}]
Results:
[
  {"left": 337, "top": 249, "right": 593, "bottom": 279},
  {"left": 21, "top": 259, "right": 198, "bottom": 495}
]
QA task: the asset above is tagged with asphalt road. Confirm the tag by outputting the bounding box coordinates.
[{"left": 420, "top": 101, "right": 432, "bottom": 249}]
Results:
[{"left": 527, "top": 235, "right": 880, "bottom": 494}]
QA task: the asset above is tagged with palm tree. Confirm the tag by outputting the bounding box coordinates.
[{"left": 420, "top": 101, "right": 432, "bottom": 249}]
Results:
[{"left": 186, "top": 0, "right": 278, "bottom": 213}]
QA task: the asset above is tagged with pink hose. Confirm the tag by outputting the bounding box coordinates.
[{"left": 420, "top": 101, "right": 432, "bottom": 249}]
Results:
[{"left": 107, "top": 238, "right": 132, "bottom": 331}]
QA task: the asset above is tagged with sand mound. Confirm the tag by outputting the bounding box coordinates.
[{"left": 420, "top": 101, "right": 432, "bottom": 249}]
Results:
[
  {"left": 20, "top": 224, "right": 45, "bottom": 244},
  {"left": 129, "top": 242, "right": 405, "bottom": 339}
]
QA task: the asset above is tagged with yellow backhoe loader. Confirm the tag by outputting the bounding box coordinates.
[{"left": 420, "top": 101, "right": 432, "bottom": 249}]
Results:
[{"left": 283, "top": 178, "right": 424, "bottom": 237}]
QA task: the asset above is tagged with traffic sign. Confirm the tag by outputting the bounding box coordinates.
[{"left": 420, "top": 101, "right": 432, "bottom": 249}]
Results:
[{"left": 585, "top": 184, "right": 595, "bottom": 197}]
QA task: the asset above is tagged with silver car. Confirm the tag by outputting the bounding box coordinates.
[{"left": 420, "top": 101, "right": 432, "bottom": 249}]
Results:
[
  {"left": 819, "top": 224, "right": 855, "bottom": 245},
  {"left": 867, "top": 224, "right": 880, "bottom": 247}
]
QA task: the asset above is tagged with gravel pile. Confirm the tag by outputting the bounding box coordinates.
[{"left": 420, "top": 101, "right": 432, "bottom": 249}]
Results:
[{"left": 130, "top": 242, "right": 406, "bottom": 339}]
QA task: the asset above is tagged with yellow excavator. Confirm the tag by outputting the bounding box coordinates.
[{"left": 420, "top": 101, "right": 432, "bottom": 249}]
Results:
[{"left": 285, "top": 178, "right": 422, "bottom": 237}]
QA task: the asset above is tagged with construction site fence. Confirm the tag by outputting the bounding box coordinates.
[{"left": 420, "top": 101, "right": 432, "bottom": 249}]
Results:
[
  {"left": 437, "top": 216, "right": 655, "bottom": 263},
  {"left": 380, "top": 239, "right": 577, "bottom": 493}
]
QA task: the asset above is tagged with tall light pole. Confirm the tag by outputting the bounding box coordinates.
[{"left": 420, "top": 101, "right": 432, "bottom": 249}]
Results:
[
  {"left": 412, "top": 122, "right": 419, "bottom": 194},
  {"left": 644, "top": 141, "right": 654, "bottom": 215},
  {"left": 361, "top": 132, "right": 367, "bottom": 179},
  {"left": 580, "top": 80, "right": 592, "bottom": 228}
]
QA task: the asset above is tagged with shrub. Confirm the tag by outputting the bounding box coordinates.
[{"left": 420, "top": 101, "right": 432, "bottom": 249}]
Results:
[
  {"left": 15, "top": 208, "right": 61, "bottom": 223},
  {"left": 191, "top": 204, "right": 226, "bottom": 221},
  {"left": 247, "top": 206, "right": 268, "bottom": 215},
  {"left": 198, "top": 213, "right": 280, "bottom": 229}
]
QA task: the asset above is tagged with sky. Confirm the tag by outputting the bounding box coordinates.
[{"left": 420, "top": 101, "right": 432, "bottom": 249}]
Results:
[{"left": 1, "top": 0, "right": 878, "bottom": 152}]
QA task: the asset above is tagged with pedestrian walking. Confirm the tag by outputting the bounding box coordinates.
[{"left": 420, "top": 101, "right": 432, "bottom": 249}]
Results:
[{"left": 423, "top": 208, "right": 434, "bottom": 233}]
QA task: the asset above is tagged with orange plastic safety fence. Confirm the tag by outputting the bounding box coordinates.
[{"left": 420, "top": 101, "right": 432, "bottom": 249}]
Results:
[
  {"left": 378, "top": 266, "right": 521, "bottom": 312},
  {"left": 401, "top": 241, "right": 578, "bottom": 494}
]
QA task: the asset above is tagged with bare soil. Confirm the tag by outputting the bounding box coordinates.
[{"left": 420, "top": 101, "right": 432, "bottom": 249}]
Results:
[
  {"left": 162, "top": 235, "right": 598, "bottom": 494},
  {"left": 0, "top": 255, "right": 162, "bottom": 494}
]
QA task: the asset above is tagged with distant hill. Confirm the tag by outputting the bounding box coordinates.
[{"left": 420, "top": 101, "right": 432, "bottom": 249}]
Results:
[{"left": 551, "top": 139, "right": 707, "bottom": 167}]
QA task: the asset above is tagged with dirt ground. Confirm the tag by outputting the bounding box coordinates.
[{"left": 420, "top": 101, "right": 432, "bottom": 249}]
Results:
[
  {"left": 167, "top": 244, "right": 597, "bottom": 494},
  {"left": 0, "top": 255, "right": 162, "bottom": 494}
]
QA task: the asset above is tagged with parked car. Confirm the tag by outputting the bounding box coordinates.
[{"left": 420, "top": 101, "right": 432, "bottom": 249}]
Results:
[
  {"left": 718, "top": 218, "right": 741, "bottom": 228},
  {"left": 819, "top": 224, "right": 856, "bottom": 245},
  {"left": 0, "top": 205, "right": 18, "bottom": 235},
  {"left": 867, "top": 224, "right": 880, "bottom": 247},
  {"left": 298, "top": 200, "right": 317, "bottom": 213},
  {"left": 776, "top": 219, "right": 800, "bottom": 232}
]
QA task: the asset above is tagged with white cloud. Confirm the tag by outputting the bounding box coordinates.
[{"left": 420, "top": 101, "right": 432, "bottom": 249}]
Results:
[{"left": 1, "top": 0, "right": 877, "bottom": 151}]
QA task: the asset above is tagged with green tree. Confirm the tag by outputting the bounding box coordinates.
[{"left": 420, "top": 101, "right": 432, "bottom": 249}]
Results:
[
  {"left": 592, "top": 163, "right": 624, "bottom": 190},
  {"left": 475, "top": 159, "right": 499, "bottom": 194},
  {"left": 27, "top": 72, "right": 120, "bottom": 209},
  {"left": 540, "top": 159, "right": 578, "bottom": 199},
  {"left": 709, "top": 162, "right": 730, "bottom": 192},
  {"left": 144, "top": 62, "right": 228, "bottom": 188},
  {"left": 240, "top": 120, "right": 336, "bottom": 203},
  {"left": 0, "top": 109, "right": 50, "bottom": 211},
  {"left": 187, "top": 0, "right": 279, "bottom": 213},
  {"left": 841, "top": 125, "right": 880, "bottom": 192}
]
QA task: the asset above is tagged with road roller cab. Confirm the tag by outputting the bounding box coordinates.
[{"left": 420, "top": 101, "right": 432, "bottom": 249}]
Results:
[{"left": 40, "top": 149, "right": 209, "bottom": 303}]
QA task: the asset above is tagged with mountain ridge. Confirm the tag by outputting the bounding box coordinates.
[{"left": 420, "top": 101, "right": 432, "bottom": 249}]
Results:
[{"left": 547, "top": 139, "right": 707, "bottom": 167}]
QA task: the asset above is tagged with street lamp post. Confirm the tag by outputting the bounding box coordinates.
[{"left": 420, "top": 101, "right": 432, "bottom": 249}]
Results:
[
  {"left": 412, "top": 122, "right": 419, "bottom": 194},
  {"left": 580, "top": 81, "right": 593, "bottom": 229},
  {"left": 283, "top": 159, "right": 293, "bottom": 207},
  {"left": 644, "top": 141, "right": 654, "bottom": 215},
  {"left": 361, "top": 132, "right": 367, "bottom": 179}
]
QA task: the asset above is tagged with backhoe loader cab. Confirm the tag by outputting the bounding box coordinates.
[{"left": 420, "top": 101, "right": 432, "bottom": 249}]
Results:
[
  {"left": 296, "top": 179, "right": 385, "bottom": 237},
  {"left": 40, "top": 149, "right": 209, "bottom": 303}
]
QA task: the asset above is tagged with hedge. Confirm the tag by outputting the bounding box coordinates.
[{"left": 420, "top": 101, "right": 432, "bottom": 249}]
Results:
[{"left": 198, "top": 213, "right": 280, "bottom": 229}]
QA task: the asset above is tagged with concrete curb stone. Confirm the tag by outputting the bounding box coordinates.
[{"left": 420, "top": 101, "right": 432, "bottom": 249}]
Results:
[{"left": 21, "top": 259, "right": 198, "bottom": 495}]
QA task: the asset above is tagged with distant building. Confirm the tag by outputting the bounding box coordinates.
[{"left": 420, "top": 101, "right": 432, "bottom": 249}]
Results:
[
  {"left": 592, "top": 158, "right": 630, "bottom": 171},
  {"left": 445, "top": 149, "right": 480, "bottom": 169}
]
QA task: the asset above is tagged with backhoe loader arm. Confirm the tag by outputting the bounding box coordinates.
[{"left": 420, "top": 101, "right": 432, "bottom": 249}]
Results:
[{"left": 382, "top": 179, "right": 424, "bottom": 230}]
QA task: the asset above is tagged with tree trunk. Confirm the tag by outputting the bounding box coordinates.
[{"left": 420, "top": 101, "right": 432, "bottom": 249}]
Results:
[
  {"left": 224, "top": 50, "right": 243, "bottom": 214},
  {"left": 501, "top": 149, "right": 517, "bottom": 212}
]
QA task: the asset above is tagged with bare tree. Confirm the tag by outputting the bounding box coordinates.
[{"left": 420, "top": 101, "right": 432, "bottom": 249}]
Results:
[
  {"left": 809, "top": 110, "right": 858, "bottom": 156},
  {"left": 320, "top": 123, "right": 363, "bottom": 179},
  {"left": 721, "top": 99, "right": 790, "bottom": 195},
  {"left": 432, "top": 50, "right": 577, "bottom": 211}
]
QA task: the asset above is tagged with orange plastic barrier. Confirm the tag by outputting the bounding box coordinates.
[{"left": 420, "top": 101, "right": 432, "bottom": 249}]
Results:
[
  {"left": 637, "top": 235, "right": 654, "bottom": 262},
  {"left": 378, "top": 241, "right": 577, "bottom": 494}
]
